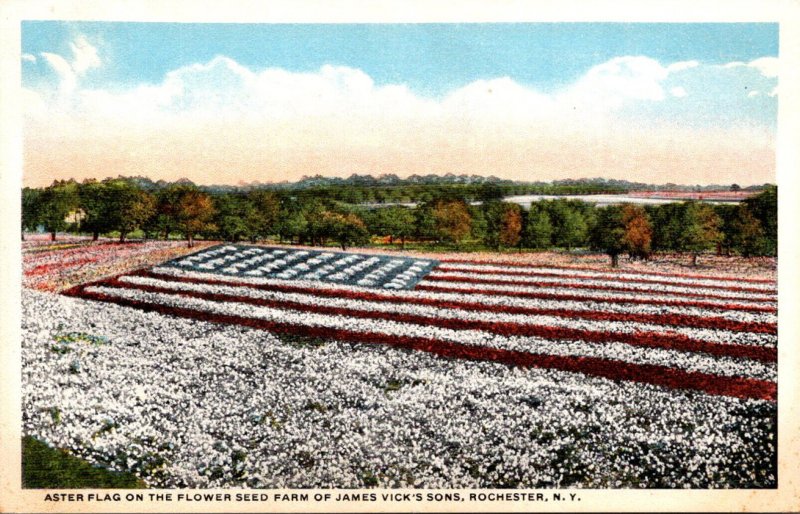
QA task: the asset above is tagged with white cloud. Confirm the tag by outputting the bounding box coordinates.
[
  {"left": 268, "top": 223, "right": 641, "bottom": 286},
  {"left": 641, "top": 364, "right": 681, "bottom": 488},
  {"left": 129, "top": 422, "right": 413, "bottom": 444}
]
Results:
[
  {"left": 724, "top": 57, "right": 778, "bottom": 78},
  {"left": 667, "top": 60, "right": 699, "bottom": 73},
  {"left": 21, "top": 53, "right": 37, "bottom": 63},
  {"left": 748, "top": 90, "right": 760, "bottom": 98},
  {"left": 670, "top": 86, "right": 688, "bottom": 98},
  {"left": 563, "top": 56, "right": 670, "bottom": 109},
  {"left": 747, "top": 56, "right": 778, "bottom": 78},
  {"left": 37, "top": 34, "right": 101, "bottom": 103},
  {"left": 22, "top": 54, "right": 777, "bottom": 187},
  {"left": 69, "top": 34, "right": 101, "bottom": 75},
  {"left": 40, "top": 51, "right": 77, "bottom": 96}
]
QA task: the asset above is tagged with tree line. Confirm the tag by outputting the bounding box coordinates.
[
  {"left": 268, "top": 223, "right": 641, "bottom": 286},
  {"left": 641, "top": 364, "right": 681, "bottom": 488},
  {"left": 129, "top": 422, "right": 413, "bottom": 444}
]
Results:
[{"left": 21, "top": 178, "right": 777, "bottom": 265}]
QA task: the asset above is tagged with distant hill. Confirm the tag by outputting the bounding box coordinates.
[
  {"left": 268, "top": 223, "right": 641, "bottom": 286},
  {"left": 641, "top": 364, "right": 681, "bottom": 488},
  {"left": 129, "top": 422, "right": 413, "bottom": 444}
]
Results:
[
  {"left": 203, "top": 173, "right": 769, "bottom": 194},
  {"left": 34, "top": 173, "right": 771, "bottom": 195}
]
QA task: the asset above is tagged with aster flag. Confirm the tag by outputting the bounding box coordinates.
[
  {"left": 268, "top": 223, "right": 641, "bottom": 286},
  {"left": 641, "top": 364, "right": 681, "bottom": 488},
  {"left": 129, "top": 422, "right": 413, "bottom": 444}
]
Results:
[{"left": 64, "top": 245, "right": 777, "bottom": 403}]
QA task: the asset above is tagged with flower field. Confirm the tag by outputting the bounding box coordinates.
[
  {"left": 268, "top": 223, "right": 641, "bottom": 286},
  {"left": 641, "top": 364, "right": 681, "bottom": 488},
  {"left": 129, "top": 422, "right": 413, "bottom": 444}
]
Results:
[
  {"left": 22, "top": 238, "right": 215, "bottom": 291},
  {"left": 22, "top": 243, "right": 777, "bottom": 488}
]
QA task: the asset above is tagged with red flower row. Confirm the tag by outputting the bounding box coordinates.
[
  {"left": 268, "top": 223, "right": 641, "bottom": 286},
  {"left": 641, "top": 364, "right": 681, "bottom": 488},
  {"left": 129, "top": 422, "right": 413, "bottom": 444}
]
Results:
[
  {"left": 422, "top": 275, "right": 775, "bottom": 305},
  {"left": 63, "top": 283, "right": 778, "bottom": 402},
  {"left": 135, "top": 270, "right": 776, "bottom": 334},
  {"left": 82, "top": 275, "right": 776, "bottom": 363},
  {"left": 435, "top": 265, "right": 776, "bottom": 295},
  {"left": 438, "top": 257, "right": 776, "bottom": 285}
]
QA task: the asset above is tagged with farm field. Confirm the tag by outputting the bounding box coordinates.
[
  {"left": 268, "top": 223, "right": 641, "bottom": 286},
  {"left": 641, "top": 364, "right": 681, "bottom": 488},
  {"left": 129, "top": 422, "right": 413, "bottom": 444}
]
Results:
[{"left": 21, "top": 240, "right": 777, "bottom": 488}]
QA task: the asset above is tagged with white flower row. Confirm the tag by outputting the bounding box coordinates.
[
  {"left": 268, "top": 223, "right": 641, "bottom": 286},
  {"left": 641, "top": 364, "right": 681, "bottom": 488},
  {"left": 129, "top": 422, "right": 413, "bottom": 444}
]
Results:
[
  {"left": 22, "top": 289, "right": 776, "bottom": 488},
  {"left": 418, "top": 280, "right": 777, "bottom": 309},
  {"left": 425, "top": 271, "right": 777, "bottom": 302},
  {"left": 438, "top": 263, "right": 777, "bottom": 292},
  {"left": 85, "top": 284, "right": 777, "bottom": 382},
  {"left": 148, "top": 266, "right": 776, "bottom": 324},
  {"left": 118, "top": 275, "right": 778, "bottom": 349}
]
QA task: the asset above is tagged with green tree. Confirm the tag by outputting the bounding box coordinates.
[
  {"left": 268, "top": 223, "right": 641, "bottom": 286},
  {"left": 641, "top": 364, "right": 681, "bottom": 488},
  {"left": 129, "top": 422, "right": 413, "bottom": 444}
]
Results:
[
  {"left": 730, "top": 204, "right": 767, "bottom": 257},
  {"left": 477, "top": 182, "right": 505, "bottom": 203},
  {"left": 590, "top": 205, "right": 626, "bottom": 267},
  {"left": 38, "top": 181, "right": 80, "bottom": 241},
  {"left": 413, "top": 203, "right": 438, "bottom": 242},
  {"left": 246, "top": 190, "right": 280, "bottom": 243},
  {"left": 148, "top": 184, "right": 190, "bottom": 241},
  {"left": 549, "top": 200, "right": 588, "bottom": 251},
  {"left": 302, "top": 197, "right": 329, "bottom": 246},
  {"left": 213, "top": 194, "right": 253, "bottom": 242},
  {"left": 103, "top": 180, "right": 157, "bottom": 242},
  {"left": 646, "top": 203, "right": 685, "bottom": 252},
  {"left": 78, "top": 180, "right": 111, "bottom": 241},
  {"left": 524, "top": 203, "right": 553, "bottom": 249},
  {"left": 680, "top": 202, "right": 722, "bottom": 266},
  {"left": 371, "top": 206, "right": 416, "bottom": 249},
  {"left": 744, "top": 186, "right": 777, "bottom": 256},
  {"left": 322, "top": 212, "right": 370, "bottom": 250},
  {"left": 714, "top": 204, "right": 739, "bottom": 256},
  {"left": 21, "top": 187, "right": 42, "bottom": 240}
]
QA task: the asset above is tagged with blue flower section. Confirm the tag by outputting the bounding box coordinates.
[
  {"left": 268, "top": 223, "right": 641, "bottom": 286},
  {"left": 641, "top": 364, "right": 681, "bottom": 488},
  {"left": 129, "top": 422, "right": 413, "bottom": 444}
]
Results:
[{"left": 162, "top": 245, "right": 439, "bottom": 290}]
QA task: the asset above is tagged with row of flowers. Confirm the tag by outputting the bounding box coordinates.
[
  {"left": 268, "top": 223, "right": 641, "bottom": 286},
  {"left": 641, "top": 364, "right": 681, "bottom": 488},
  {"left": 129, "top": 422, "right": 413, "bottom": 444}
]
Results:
[
  {"left": 416, "top": 281, "right": 776, "bottom": 314},
  {"left": 71, "top": 282, "right": 777, "bottom": 384},
  {"left": 22, "top": 288, "right": 776, "bottom": 488},
  {"left": 423, "top": 271, "right": 776, "bottom": 304},
  {"left": 435, "top": 254, "right": 776, "bottom": 283},
  {"left": 114, "top": 274, "right": 778, "bottom": 350},
  {"left": 148, "top": 266, "right": 777, "bottom": 324},
  {"left": 435, "top": 263, "right": 776, "bottom": 293},
  {"left": 133, "top": 269, "right": 777, "bottom": 330}
]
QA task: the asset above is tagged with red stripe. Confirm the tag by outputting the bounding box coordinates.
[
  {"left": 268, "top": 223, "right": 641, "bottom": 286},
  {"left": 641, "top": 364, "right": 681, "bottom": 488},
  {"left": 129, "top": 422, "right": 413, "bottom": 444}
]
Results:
[
  {"left": 435, "top": 265, "right": 776, "bottom": 294},
  {"left": 62, "top": 285, "right": 777, "bottom": 402},
  {"left": 422, "top": 275, "right": 775, "bottom": 304},
  {"left": 416, "top": 284, "right": 776, "bottom": 314},
  {"left": 438, "top": 257, "right": 776, "bottom": 285},
  {"left": 83, "top": 277, "right": 777, "bottom": 363},
  {"left": 135, "top": 270, "right": 776, "bottom": 334}
]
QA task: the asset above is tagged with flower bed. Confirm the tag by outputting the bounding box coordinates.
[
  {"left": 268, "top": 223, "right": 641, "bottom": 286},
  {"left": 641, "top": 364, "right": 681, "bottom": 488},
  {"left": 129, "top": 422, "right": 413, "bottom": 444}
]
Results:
[
  {"left": 22, "top": 289, "right": 776, "bottom": 488},
  {"left": 22, "top": 243, "right": 778, "bottom": 488},
  {"left": 23, "top": 240, "right": 214, "bottom": 292}
]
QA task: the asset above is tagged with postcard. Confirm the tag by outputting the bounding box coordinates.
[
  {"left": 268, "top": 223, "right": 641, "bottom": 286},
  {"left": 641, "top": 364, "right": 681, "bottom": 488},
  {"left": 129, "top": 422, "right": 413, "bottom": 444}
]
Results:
[{"left": 1, "top": 1, "right": 798, "bottom": 512}]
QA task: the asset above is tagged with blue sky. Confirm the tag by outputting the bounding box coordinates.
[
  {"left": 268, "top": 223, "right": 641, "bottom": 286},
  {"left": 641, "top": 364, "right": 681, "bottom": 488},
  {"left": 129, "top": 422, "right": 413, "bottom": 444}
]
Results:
[
  {"left": 20, "top": 22, "right": 779, "bottom": 187},
  {"left": 22, "top": 22, "right": 778, "bottom": 96}
]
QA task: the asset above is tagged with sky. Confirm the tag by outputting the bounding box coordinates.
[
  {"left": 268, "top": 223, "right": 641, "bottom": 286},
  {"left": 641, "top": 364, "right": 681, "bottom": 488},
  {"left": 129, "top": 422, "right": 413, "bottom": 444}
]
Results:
[{"left": 21, "top": 22, "right": 779, "bottom": 187}]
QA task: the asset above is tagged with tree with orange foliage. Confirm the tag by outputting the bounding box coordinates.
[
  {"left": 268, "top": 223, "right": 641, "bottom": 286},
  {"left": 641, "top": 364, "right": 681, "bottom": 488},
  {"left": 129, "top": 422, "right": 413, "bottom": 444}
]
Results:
[
  {"left": 621, "top": 204, "right": 652, "bottom": 260},
  {"left": 484, "top": 201, "right": 523, "bottom": 250},
  {"left": 499, "top": 203, "right": 523, "bottom": 249},
  {"left": 175, "top": 189, "right": 216, "bottom": 247},
  {"left": 432, "top": 200, "right": 472, "bottom": 247}
]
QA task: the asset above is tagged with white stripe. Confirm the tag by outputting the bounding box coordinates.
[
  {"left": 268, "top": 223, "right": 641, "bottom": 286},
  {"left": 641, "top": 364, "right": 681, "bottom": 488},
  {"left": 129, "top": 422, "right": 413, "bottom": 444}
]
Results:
[
  {"left": 426, "top": 271, "right": 776, "bottom": 301},
  {"left": 84, "top": 285, "right": 777, "bottom": 381},
  {"left": 149, "top": 266, "right": 777, "bottom": 320},
  {"left": 437, "top": 263, "right": 776, "bottom": 291},
  {"left": 119, "top": 275, "right": 777, "bottom": 348},
  {"left": 417, "top": 279, "right": 777, "bottom": 308}
]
